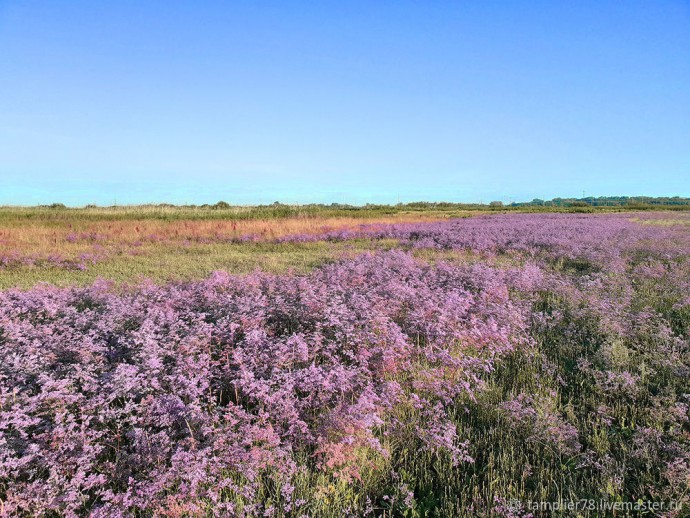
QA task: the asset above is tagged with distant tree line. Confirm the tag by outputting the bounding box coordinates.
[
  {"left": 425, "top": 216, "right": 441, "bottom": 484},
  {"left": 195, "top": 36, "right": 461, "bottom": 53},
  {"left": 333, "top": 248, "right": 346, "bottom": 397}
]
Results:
[
  {"left": 512, "top": 196, "right": 690, "bottom": 207},
  {"left": 32, "top": 196, "right": 690, "bottom": 212}
]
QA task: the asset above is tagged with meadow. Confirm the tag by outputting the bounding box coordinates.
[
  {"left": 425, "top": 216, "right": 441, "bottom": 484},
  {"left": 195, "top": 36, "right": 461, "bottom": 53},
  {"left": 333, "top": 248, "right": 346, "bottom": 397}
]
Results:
[{"left": 1, "top": 208, "right": 689, "bottom": 516}]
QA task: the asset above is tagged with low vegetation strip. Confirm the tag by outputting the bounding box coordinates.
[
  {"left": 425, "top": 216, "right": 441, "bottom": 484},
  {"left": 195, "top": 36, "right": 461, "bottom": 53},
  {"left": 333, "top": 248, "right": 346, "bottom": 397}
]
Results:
[{"left": 2, "top": 211, "right": 689, "bottom": 290}]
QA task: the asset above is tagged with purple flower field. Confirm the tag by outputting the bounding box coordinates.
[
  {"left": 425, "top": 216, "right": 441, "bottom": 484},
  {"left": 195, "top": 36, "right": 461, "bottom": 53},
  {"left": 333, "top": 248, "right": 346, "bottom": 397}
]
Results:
[{"left": 1, "top": 213, "right": 689, "bottom": 516}]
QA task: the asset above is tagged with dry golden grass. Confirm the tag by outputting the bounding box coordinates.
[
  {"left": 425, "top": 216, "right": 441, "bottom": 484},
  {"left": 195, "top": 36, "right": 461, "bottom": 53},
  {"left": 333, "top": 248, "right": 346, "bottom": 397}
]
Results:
[
  {"left": 0, "top": 211, "right": 456, "bottom": 288},
  {"left": 0, "top": 214, "right": 443, "bottom": 259}
]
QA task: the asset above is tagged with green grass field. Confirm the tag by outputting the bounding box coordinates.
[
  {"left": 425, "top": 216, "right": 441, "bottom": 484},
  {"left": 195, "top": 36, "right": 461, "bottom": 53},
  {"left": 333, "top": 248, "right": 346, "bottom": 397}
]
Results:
[{"left": 0, "top": 239, "right": 406, "bottom": 289}]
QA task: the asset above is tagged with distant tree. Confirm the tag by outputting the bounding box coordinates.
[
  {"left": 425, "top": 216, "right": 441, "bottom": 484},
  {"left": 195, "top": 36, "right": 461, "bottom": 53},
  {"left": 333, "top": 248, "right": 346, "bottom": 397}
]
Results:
[
  {"left": 489, "top": 201, "right": 503, "bottom": 208},
  {"left": 213, "top": 201, "right": 231, "bottom": 209}
]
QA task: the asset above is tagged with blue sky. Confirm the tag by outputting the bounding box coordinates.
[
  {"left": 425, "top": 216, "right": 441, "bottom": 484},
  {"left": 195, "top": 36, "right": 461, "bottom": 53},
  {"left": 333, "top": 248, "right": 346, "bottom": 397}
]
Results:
[{"left": 1, "top": 1, "right": 689, "bottom": 206}]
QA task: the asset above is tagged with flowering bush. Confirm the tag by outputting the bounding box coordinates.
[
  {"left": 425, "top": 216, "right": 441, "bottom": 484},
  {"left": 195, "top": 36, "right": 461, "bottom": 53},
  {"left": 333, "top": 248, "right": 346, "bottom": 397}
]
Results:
[{"left": 0, "top": 251, "right": 529, "bottom": 516}]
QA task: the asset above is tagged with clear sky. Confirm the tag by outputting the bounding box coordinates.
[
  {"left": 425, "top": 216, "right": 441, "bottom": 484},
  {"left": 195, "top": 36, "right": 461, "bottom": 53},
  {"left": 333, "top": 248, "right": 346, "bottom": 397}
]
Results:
[{"left": 1, "top": 1, "right": 689, "bottom": 206}]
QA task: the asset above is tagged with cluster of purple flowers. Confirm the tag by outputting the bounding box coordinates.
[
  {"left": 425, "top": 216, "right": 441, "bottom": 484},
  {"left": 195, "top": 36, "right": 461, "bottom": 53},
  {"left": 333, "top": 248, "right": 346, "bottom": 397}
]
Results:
[
  {"left": 279, "top": 212, "right": 690, "bottom": 266},
  {"left": 0, "top": 250, "right": 105, "bottom": 272},
  {"left": 65, "top": 232, "right": 108, "bottom": 244},
  {"left": 0, "top": 251, "right": 532, "bottom": 515}
]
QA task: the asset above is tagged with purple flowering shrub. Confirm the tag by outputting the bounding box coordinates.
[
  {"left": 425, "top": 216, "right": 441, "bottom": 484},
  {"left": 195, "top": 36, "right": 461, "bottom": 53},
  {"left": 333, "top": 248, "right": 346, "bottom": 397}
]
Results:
[
  {"left": 280, "top": 212, "right": 688, "bottom": 269},
  {"left": 0, "top": 251, "right": 529, "bottom": 516},
  {"left": 1, "top": 213, "right": 689, "bottom": 516}
]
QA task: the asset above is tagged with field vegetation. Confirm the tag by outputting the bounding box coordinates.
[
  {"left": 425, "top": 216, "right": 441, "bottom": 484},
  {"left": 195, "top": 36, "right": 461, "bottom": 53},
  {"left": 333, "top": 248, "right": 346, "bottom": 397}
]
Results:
[
  {"left": 0, "top": 208, "right": 689, "bottom": 516},
  {"left": 0, "top": 208, "right": 443, "bottom": 288},
  {"left": 1, "top": 200, "right": 688, "bottom": 289}
]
